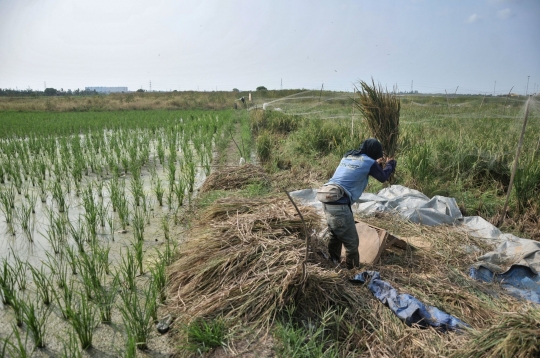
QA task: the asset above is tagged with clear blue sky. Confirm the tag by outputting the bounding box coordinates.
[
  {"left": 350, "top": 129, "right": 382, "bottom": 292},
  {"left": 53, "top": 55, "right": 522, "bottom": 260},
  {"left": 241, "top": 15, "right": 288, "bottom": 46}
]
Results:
[{"left": 0, "top": 0, "right": 538, "bottom": 94}]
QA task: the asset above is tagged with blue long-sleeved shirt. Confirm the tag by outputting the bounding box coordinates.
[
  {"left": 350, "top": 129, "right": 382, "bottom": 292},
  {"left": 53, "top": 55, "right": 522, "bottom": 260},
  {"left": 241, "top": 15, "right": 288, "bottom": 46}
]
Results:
[{"left": 326, "top": 156, "right": 396, "bottom": 205}]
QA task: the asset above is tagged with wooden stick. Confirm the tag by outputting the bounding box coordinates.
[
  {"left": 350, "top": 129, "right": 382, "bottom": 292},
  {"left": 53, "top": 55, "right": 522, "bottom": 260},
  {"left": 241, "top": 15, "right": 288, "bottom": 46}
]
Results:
[{"left": 282, "top": 188, "right": 309, "bottom": 287}]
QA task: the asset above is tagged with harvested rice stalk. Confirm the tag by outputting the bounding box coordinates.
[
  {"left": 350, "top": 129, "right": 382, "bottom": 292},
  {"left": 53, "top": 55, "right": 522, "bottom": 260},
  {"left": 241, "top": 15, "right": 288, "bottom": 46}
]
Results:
[
  {"left": 354, "top": 79, "right": 400, "bottom": 158},
  {"left": 168, "top": 195, "right": 366, "bottom": 330},
  {"left": 200, "top": 164, "right": 268, "bottom": 193},
  {"left": 451, "top": 307, "right": 540, "bottom": 358}
]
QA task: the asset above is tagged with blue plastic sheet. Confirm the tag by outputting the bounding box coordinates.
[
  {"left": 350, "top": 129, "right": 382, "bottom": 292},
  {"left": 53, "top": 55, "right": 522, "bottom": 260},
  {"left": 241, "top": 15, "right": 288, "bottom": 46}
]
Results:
[
  {"left": 351, "top": 271, "right": 470, "bottom": 332},
  {"left": 469, "top": 265, "right": 540, "bottom": 304}
]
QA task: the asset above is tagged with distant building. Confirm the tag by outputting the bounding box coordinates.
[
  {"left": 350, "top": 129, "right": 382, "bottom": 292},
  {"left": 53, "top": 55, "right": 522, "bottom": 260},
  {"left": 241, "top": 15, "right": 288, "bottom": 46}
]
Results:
[{"left": 85, "top": 86, "right": 128, "bottom": 93}]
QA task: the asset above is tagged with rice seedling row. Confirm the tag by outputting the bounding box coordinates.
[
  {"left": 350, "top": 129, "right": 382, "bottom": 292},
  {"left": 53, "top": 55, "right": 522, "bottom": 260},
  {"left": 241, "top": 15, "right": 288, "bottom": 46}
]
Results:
[{"left": 0, "top": 109, "right": 238, "bottom": 355}]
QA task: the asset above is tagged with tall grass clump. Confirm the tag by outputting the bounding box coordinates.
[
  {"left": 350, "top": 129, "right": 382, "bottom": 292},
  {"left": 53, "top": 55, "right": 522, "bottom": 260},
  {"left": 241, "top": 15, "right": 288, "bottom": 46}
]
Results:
[
  {"left": 354, "top": 79, "right": 400, "bottom": 157},
  {"left": 513, "top": 159, "right": 540, "bottom": 214}
]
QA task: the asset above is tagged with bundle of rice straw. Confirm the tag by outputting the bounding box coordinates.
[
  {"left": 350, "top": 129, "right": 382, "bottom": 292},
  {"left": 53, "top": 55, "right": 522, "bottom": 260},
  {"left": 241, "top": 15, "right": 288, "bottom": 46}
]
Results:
[
  {"left": 451, "top": 307, "right": 540, "bottom": 358},
  {"left": 168, "top": 195, "right": 366, "bottom": 329},
  {"left": 354, "top": 79, "right": 400, "bottom": 158},
  {"left": 200, "top": 163, "right": 268, "bottom": 193}
]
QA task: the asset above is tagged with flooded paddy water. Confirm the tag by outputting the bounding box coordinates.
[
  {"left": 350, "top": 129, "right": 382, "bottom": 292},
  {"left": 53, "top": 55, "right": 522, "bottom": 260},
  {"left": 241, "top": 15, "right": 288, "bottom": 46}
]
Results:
[{"left": 0, "top": 110, "right": 236, "bottom": 356}]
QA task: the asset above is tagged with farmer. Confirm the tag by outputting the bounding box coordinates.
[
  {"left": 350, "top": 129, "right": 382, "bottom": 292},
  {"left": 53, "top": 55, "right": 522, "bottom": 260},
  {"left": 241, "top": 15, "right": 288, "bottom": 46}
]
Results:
[{"left": 319, "top": 138, "right": 396, "bottom": 269}]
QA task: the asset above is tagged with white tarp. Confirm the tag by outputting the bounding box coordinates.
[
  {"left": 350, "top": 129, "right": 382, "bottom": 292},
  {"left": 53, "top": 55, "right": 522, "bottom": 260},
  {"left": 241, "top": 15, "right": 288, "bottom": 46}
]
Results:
[{"left": 290, "top": 184, "right": 540, "bottom": 284}]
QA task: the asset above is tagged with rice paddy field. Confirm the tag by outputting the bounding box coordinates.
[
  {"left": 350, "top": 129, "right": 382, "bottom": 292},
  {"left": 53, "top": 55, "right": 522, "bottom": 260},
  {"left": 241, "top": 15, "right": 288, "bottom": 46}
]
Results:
[{"left": 0, "top": 90, "right": 539, "bottom": 357}]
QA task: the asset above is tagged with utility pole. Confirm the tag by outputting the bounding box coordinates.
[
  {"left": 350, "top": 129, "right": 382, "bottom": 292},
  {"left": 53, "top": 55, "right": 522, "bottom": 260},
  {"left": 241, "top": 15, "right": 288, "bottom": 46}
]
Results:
[
  {"left": 526, "top": 76, "right": 530, "bottom": 96},
  {"left": 149, "top": 81, "right": 152, "bottom": 92}
]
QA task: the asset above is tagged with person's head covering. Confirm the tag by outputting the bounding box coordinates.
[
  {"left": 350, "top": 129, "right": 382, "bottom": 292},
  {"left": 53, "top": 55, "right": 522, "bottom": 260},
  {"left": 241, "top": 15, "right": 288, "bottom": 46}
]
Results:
[{"left": 344, "top": 138, "right": 384, "bottom": 160}]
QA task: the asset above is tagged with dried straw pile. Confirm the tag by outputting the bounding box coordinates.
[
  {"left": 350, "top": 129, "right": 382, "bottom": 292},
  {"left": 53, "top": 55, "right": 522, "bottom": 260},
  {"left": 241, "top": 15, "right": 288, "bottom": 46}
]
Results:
[
  {"left": 354, "top": 79, "right": 400, "bottom": 157},
  {"left": 168, "top": 195, "right": 366, "bottom": 328},
  {"left": 200, "top": 164, "right": 269, "bottom": 193}
]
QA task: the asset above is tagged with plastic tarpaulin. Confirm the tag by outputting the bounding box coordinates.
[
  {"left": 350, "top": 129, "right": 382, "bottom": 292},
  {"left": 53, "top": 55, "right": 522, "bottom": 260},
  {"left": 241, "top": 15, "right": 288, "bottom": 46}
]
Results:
[
  {"left": 351, "top": 271, "right": 470, "bottom": 332},
  {"left": 290, "top": 185, "right": 463, "bottom": 226},
  {"left": 469, "top": 237, "right": 540, "bottom": 303},
  {"left": 289, "top": 184, "right": 540, "bottom": 304}
]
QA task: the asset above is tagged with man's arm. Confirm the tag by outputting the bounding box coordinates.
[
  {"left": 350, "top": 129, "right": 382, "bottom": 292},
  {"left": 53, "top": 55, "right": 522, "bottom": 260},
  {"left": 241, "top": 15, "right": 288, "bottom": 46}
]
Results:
[{"left": 369, "top": 159, "right": 396, "bottom": 183}]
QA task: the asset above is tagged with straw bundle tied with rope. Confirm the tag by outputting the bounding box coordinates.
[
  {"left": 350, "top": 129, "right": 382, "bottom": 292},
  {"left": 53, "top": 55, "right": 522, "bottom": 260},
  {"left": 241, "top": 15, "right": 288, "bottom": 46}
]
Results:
[
  {"left": 354, "top": 79, "right": 400, "bottom": 158},
  {"left": 167, "top": 195, "right": 367, "bottom": 330}
]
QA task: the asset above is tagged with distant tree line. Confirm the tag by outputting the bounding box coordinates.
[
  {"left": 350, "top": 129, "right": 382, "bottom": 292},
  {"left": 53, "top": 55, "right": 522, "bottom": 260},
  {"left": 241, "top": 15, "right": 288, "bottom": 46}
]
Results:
[{"left": 0, "top": 88, "right": 98, "bottom": 97}]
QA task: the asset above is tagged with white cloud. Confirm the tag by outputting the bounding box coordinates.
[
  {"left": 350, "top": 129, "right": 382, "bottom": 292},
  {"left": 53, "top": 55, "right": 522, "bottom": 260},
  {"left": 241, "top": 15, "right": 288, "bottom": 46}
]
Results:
[
  {"left": 497, "top": 8, "right": 512, "bottom": 19},
  {"left": 467, "top": 13, "right": 481, "bottom": 23}
]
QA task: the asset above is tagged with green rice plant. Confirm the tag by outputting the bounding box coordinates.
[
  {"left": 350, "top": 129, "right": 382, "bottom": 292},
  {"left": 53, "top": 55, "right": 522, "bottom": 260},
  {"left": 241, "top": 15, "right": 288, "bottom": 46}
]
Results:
[
  {"left": 29, "top": 265, "right": 52, "bottom": 305},
  {"left": 122, "top": 331, "right": 137, "bottom": 358},
  {"left": 5, "top": 323, "right": 32, "bottom": 358},
  {"left": 117, "top": 249, "right": 137, "bottom": 292},
  {"left": 64, "top": 245, "right": 78, "bottom": 275},
  {"left": 121, "top": 155, "right": 130, "bottom": 175},
  {"left": 97, "top": 202, "right": 108, "bottom": 231},
  {"left": 94, "top": 275, "right": 119, "bottom": 324},
  {"left": 0, "top": 184, "right": 16, "bottom": 225},
  {"left": 21, "top": 299, "right": 51, "bottom": 348},
  {"left": 0, "top": 161, "right": 5, "bottom": 184},
  {"left": 54, "top": 279, "right": 75, "bottom": 319},
  {"left": 354, "top": 79, "right": 401, "bottom": 158},
  {"left": 130, "top": 175, "right": 144, "bottom": 207},
  {"left": 37, "top": 177, "right": 47, "bottom": 203},
  {"left": 16, "top": 200, "right": 35, "bottom": 242},
  {"left": 107, "top": 212, "right": 115, "bottom": 241},
  {"left": 68, "top": 292, "right": 98, "bottom": 350},
  {"left": 116, "top": 193, "right": 130, "bottom": 230},
  {"left": 94, "top": 242, "right": 112, "bottom": 276},
  {"left": 150, "top": 256, "right": 167, "bottom": 303},
  {"left": 118, "top": 286, "right": 156, "bottom": 350},
  {"left": 152, "top": 177, "right": 165, "bottom": 206},
  {"left": 63, "top": 174, "right": 72, "bottom": 194},
  {"left": 166, "top": 191, "right": 174, "bottom": 210},
  {"left": 51, "top": 179, "right": 66, "bottom": 213},
  {"left": 181, "top": 317, "right": 227, "bottom": 354},
  {"left": 42, "top": 207, "right": 69, "bottom": 254},
  {"left": 54, "top": 259, "right": 69, "bottom": 289},
  {"left": 69, "top": 219, "right": 87, "bottom": 253},
  {"left": 6, "top": 289, "right": 25, "bottom": 327},
  {"left": 184, "top": 160, "right": 196, "bottom": 193},
  {"left": 60, "top": 328, "right": 82, "bottom": 358},
  {"left": 77, "top": 250, "right": 104, "bottom": 300},
  {"left": 157, "top": 138, "right": 165, "bottom": 165},
  {"left": 132, "top": 238, "right": 145, "bottom": 275},
  {"left": 132, "top": 206, "right": 145, "bottom": 242},
  {"left": 174, "top": 179, "right": 186, "bottom": 207},
  {"left": 82, "top": 185, "right": 99, "bottom": 240},
  {"left": 161, "top": 215, "right": 170, "bottom": 241},
  {"left": 167, "top": 160, "right": 176, "bottom": 194},
  {"left": 11, "top": 252, "right": 28, "bottom": 290},
  {"left": 26, "top": 191, "right": 38, "bottom": 214},
  {"left": 159, "top": 236, "right": 178, "bottom": 266},
  {"left": 107, "top": 175, "right": 121, "bottom": 212}
]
